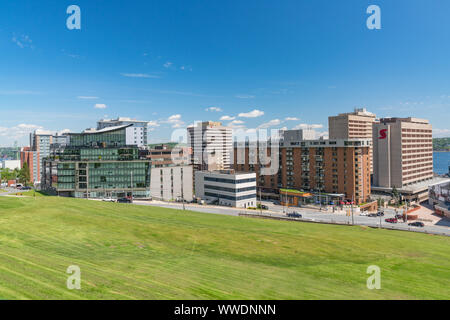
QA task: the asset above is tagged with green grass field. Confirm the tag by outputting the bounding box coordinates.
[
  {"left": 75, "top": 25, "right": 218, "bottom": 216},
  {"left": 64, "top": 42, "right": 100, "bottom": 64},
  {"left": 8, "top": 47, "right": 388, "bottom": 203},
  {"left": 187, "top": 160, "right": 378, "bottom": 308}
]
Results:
[{"left": 0, "top": 195, "right": 449, "bottom": 300}]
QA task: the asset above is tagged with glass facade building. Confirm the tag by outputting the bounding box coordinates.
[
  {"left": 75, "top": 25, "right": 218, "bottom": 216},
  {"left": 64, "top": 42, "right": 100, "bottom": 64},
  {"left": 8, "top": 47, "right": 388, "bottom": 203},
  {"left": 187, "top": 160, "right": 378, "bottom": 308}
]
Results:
[{"left": 42, "top": 125, "right": 151, "bottom": 199}]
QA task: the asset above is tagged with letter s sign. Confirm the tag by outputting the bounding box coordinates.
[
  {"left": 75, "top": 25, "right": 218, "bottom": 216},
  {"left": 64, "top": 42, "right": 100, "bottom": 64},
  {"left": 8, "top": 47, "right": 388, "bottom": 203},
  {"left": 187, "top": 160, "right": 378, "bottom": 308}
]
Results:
[{"left": 379, "top": 129, "right": 387, "bottom": 139}]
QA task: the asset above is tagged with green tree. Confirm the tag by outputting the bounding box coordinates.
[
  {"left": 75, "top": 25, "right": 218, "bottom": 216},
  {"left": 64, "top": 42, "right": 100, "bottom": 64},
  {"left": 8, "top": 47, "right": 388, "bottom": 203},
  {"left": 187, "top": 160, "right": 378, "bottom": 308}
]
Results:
[{"left": 18, "top": 163, "right": 31, "bottom": 186}]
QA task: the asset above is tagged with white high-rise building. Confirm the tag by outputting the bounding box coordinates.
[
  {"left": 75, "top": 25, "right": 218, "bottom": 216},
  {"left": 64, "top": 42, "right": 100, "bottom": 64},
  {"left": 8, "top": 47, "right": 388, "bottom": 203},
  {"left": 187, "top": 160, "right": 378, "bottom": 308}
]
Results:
[
  {"left": 97, "top": 117, "right": 149, "bottom": 147},
  {"left": 373, "top": 117, "right": 433, "bottom": 189},
  {"left": 187, "top": 121, "right": 233, "bottom": 171}
]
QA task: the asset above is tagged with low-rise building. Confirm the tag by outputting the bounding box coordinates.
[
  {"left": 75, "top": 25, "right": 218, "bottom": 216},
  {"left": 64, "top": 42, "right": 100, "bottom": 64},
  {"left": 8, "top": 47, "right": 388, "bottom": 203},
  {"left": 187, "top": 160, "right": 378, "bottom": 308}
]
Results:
[
  {"left": 195, "top": 170, "right": 257, "bottom": 208},
  {"left": 1, "top": 160, "right": 21, "bottom": 170},
  {"left": 150, "top": 165, "right": 193, "bottom": 202}
]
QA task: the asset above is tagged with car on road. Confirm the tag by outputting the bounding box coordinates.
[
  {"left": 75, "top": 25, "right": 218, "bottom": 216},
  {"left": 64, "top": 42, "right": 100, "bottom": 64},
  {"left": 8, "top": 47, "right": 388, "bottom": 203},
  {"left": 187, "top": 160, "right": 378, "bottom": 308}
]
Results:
[
  {"left": 102, "top": 197, "right": 116, "bottom": 202},
  {"left": 376, "top": 211, "right": 385, "bottom": 216},
  {"left": 408, "top": 221, "right": 425, "bottom": 227},
  {"left": 395, "top": 214, "right": 404, "bottom": 220},
  {"left": 287, "top": 212, "right": 302, "bottom": 218},
  {"left": 117, "top": 198, "right": 132, "bottom": 203},
  {"left": 260, "top": 204, "right": 269, "bottom": 210},
  {"left": 359, "top": 212, "right": 369, "bottom": 216},
  {"left": 368, "top": 213, "right": 378, "bottom": 218},
  {"left": 385, "top": 218, "right": 398, "bottom": 223},
  {"left": 21, "top": 186, "right": 32, "bottom": 190}
]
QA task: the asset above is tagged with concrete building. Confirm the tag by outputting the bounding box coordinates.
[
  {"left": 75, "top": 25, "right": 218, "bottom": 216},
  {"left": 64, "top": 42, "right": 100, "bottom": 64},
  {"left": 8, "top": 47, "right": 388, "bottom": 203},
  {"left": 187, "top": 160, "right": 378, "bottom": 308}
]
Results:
[
  {"left": 373, "top": 117, "right": 433, "bottom": 188},
  {"left": 195, "top": 170, "right": 257, "bottom": 208},
  {"left": 234, "top": 134, "right": 372, "bottom": 205},
  {"left": 150, "top": 165, "right": 193, "bottom": 202},
  {"left": 20, "top": 147, "right": 39, "bottom": 183},
  {"left": 1, "top": 160, "right": 21, "bottom": 170},
  {"left": 281, "top": 129, "right": 316, "bottom": 142},
  {"left": 372, "top": 117, "right": 434, "bottom": 203},
  {"left": 187, "top": 121, "right": 233, "bottom": 171},
  {"left": 329, "top": 108, "right": 377, "bottom": 172},
  {"left": 97, "top": 117, "right": 149, "bottom": 147}
]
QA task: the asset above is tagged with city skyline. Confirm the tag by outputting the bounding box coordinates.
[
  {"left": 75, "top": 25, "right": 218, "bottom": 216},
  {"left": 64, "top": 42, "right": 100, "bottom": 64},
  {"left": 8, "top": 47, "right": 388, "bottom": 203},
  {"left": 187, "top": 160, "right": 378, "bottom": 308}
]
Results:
[{"left": 1, "top": 1, "right": 450, "bottom": 146}]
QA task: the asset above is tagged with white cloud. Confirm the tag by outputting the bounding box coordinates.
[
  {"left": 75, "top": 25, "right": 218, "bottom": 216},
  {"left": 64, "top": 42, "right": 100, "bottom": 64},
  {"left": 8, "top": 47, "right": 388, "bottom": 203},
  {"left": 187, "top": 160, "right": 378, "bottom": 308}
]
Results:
[
  {"left": 94, "top": 104, "right": 107, "bottom": 109},
  {"left": 258, "top": 119, "right": 282, "bottom": 129},
  {"left": 163, "top": 62, "right": 173, "bottom": 68},
  {"left": 235, "top": 94, "right": 255, "bottom": 99},
  {"left": 293, "top": 123, "right": 324, "bottom": 130},
  {"left": 227, "top": 120, "right": 246, "bottom": 128},
  {"left": 220, "top": 115, "right": 235, "bottom": 121},
  {"left": 166, "top": 114, "right": 185, "bottom": 128},
  {"left": 285, "top": 117, "right": 300, "bottom": 121},
  {"left": 433, "top": 128, "right": 450, "bottom": 138},
  {"left": 12, "top": 34, "right": 33, "bottom": 49},
  {"left": 78, "top": 96, "right": 99, "bottom": 100},
  {"left": 121, "top": 73, "right": 160, "bottom": 78},
  {"left": 238, "top": 109, "right": 264, "bottom": 118},
  {"left": 148, "top": 121, "right": 160, "bottom": 127},
  {"left": 205, "top": 106, "right": 222, "bottom": 112},
  {"left": 0, "top": 123, "right": 43, "bottom": 140}
]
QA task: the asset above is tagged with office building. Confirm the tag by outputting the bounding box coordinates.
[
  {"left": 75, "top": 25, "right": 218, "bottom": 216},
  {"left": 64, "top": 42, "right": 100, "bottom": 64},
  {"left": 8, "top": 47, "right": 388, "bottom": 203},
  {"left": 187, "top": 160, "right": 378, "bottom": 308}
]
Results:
[
  {"left": 195, "top": 170, "right": 257, "bottom": 208},
  {"left": 42, "top": 124, "right": 151, "bottom": 199},
  {"left": 234, "top": 134, "right": 372, "bottom": 205},
  {"left": 372, "top": 117, "right": 434, "bottom": 202},
  {"left": 187, "top": 121, "right": 233, "bottom": 171},
  {"left": 329, "top": 108, "right": 376, "bottom": 172},
  {"left": 97, "top": 117, "right": 150, "bottom": 147}
]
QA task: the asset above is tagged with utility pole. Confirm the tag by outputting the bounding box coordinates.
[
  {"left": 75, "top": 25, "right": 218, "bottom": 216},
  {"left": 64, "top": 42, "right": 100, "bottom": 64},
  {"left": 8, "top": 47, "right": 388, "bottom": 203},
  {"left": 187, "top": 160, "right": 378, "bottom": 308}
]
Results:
[
  {"left": 181, "top": 168, "right": 185, "bottom": 211},
  {"left": 259, "top": 187, "right": 262, "bottom": 215},
  {"left": 131, "top": 170, "right": 134, "bottom": 202},
  {"left": 351, "top": 195, "right": 354, "bottom": 225},
  {"left": 284, "top": 189, "right": 288, "bottom": 214}
]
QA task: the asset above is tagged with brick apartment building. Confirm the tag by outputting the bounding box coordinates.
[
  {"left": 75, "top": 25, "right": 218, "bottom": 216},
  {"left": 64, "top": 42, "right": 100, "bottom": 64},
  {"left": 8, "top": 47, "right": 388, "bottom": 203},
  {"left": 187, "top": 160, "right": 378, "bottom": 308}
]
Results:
[
  {"left": 20, "top": 147, "right": 40, "bottom": 183},
  {"left": 234, "top": 134, "right": 372, "bottom": 205}
]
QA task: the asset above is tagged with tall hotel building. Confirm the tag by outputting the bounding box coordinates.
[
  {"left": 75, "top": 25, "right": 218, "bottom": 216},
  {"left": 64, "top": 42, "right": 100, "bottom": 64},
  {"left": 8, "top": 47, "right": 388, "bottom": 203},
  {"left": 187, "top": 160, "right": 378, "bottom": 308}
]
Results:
[
  {"left": 372, "top": 117, "right": 433, "bottom": 189},
  {"left": 187, "top": 121, "right": 233, "bottom": 171},
  {"left": 329, "top": 108, "right": 376, "bottom": 172},
  {"left": 234, "top": 131, "right": 372, "bottom": 205}
]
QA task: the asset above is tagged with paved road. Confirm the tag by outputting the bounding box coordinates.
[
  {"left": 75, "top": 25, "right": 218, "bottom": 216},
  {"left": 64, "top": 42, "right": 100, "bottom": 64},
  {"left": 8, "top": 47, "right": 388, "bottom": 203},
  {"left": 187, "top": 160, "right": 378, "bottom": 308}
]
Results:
[{"left": 134, "top": 200, "right": 450, "bottom": 236}]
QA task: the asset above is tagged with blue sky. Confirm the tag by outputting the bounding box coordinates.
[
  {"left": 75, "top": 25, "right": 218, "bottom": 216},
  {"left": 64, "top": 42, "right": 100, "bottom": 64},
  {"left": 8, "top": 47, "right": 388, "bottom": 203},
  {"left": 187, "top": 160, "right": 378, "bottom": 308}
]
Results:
[{"left": 1, "top": 0, "right": 450, "bottom": 146}]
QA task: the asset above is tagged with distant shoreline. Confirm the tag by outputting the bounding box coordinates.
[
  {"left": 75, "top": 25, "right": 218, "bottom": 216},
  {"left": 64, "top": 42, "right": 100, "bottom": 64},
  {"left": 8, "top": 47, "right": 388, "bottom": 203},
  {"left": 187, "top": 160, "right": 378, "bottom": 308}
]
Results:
[{"left": 433, "top": 150, "right": 450, "bottom": 153}]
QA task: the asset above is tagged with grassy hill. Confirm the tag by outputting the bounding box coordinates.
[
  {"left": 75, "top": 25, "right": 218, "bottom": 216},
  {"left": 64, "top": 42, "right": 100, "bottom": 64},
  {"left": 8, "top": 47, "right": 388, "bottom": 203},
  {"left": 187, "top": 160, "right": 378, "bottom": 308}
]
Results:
[{"left": 0, "top": 196, "right": 449, "bottom": 299}]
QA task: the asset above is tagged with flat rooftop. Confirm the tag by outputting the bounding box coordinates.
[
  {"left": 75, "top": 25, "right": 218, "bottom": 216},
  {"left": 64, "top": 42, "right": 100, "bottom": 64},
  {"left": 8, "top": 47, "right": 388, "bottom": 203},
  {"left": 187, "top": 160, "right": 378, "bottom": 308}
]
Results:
[{"left": 372, "top": 177, "right": 450, "bottom": 194}]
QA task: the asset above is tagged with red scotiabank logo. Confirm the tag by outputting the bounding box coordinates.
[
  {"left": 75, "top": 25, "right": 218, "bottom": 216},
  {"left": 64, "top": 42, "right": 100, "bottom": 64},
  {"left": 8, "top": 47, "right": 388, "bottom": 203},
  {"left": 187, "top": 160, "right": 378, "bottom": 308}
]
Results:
[{"left": 379, "top": 129, "right": 387, "bottom": 139}]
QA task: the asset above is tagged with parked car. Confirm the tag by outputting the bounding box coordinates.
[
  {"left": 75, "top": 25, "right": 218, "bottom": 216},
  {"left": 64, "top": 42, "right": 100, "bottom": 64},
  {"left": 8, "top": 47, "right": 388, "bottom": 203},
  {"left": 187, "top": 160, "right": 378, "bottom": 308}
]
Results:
[
  {"left": 395, "top": 214, "right": 404, "bottom": 220},
  {"left": 261, "top": 205, "right": 269, "bottom": 210},
  {"left": 385, "top": 218, "right": 398, "bottom": 223},
  {"left": 408, "top": 222, "right": 425, "bottom": 227},
  {"left": 21, "top": 186, "right": 32, "bottom": 190},
  {"left": 102, "top": 197, "right": 116, "bottom": 202},
  {"left": 359, "top": 212, "right": 369, "bottom": 216},
  {"left": 368, "top": 213, "right": 378, "bottom": 218},
  {"left": 117, "top": 198, "right": 132, "bottom": 203},
  {"left": 287, "top": 212, "right": 302, "bottom": 218},
  {"left": 376, "top": 211, "right": 384, "bottom": 216}
]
